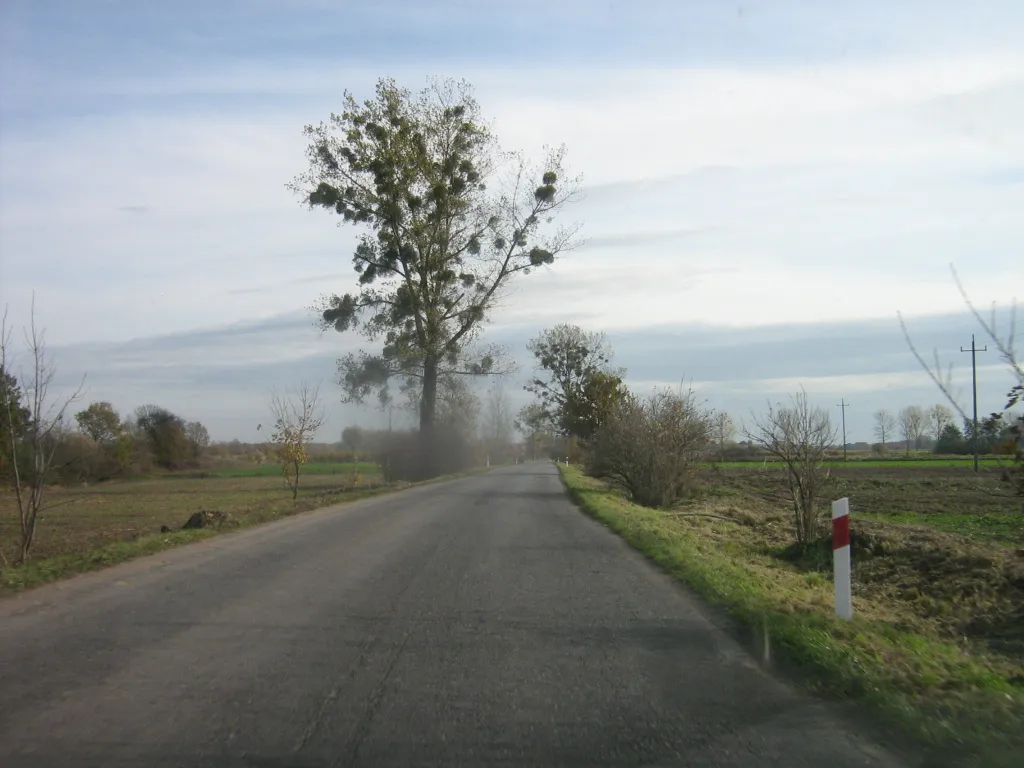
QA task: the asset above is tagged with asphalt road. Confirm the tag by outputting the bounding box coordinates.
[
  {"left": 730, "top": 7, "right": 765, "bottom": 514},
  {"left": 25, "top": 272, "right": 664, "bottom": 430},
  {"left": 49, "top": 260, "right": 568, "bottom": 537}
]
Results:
[{"left": 0, "top": 463, "right": 905, "bottom": 767}]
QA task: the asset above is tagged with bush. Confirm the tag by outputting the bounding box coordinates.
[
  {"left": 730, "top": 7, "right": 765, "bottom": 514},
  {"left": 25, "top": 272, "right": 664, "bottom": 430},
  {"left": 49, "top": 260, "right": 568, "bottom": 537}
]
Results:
[
  {"left": 587, "top": 388, "right": 713, "bottom": 508},
  {"left": 47, "top": 433, "right": 137, "bottom": 485},
  {"left": 745, "top": 390, "right": 836, "bottom": 545}
]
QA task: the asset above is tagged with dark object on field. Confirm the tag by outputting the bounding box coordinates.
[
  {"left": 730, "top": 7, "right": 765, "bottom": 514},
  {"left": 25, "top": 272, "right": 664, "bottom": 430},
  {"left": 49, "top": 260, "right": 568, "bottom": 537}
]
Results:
[{"left": 181, "top": 510, "right": 230, "bottom": 530}]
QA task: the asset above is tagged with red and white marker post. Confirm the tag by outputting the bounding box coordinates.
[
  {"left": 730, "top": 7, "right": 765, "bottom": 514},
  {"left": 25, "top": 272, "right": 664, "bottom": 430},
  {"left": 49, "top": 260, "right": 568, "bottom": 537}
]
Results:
[{"left": 832, "top": 497, "right": 853, "bottom": 620}]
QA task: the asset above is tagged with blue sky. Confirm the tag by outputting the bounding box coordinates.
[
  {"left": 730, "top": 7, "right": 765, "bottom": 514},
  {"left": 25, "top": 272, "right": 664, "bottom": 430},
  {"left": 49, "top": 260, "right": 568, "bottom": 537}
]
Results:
[{"left": 1, "top": 1, "right": 1022, "bottom": 442}]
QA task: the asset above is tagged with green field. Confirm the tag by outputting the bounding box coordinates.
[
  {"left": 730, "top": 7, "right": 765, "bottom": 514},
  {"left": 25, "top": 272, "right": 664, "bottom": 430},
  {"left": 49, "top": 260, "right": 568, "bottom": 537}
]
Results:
[
  {"left": 712, "top": 457, "right": 1004, "bottom": 469},
  {"left": 207, "top": 461, "right": 378, "bottom": 478}
]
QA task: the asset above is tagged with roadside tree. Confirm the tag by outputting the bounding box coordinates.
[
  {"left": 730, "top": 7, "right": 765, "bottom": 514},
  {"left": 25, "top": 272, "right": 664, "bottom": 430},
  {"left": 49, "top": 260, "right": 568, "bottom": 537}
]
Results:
[
  {"left": 292, "top": 77, "right": 581, "bottom": 478},
  {"left": 266, "top": 382, "right": 325, "bottom": 500},
  {"left": 525, "top": 324, "right": 626, "bottom": 441},
  {"left": 1, "top": 302, "right": 85, "bottom": 563}
]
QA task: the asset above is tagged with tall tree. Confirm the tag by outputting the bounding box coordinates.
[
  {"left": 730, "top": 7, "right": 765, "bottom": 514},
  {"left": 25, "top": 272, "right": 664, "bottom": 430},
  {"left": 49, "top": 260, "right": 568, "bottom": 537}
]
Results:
[
  {"left": 292, "top": 77, "right": 581, "bottom": 473},
  {"left": 341, "top": 425, "right": 365, "bottom": 453},
  {"left": 525, "top": 324, "right": 625, "bottom": 441},
  {"left": 872, "top": 409, "right": 896, "bottom": 446},
  {"left": 897, "top": 405, "right": 927, "bottom": 453},
  {"left": 75, "top": 401, "right": 123, "bottom": 444},
  {"left": 135, "top": 405, "right": 189, "bottom": 470},
  {"left": 184, "top": 421, "right": 211, "bottom": 460},
  {"left": 927, "top": 404, "right": 954, "bottom": 441},
  {"left": 712, "top": 412, "right": 735, "bottom": 461},
  {"left": 935, "top": 422, "right": 967, "bottom": 454},
  {"left": 515, "top": 403, "right": 552, "bottom": 461},
  {"left": 483, "top": 381, "right": 514, "bottom": 462},
  {"left": 400, "top": 370, "right": 481, "bottom": 439},
  {"left": 75, "top": 401, "right": 132, "bottom": 477}
]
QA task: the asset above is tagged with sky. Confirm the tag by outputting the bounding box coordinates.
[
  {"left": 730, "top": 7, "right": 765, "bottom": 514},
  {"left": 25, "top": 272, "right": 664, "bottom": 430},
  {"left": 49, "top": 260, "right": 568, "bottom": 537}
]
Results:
[{"left": 1, "top": 0, "right": 1022, "bottom": 444}]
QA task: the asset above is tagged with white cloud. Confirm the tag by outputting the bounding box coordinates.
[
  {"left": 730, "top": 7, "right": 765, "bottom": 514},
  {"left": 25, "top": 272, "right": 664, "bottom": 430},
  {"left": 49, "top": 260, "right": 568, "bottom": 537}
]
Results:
[{"left": 1, "top": 38, "right": 1022, "bottom": 440}]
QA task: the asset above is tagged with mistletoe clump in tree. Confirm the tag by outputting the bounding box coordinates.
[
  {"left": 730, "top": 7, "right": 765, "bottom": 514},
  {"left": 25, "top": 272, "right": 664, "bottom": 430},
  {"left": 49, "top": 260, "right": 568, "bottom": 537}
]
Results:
[{"left": 291, "top": 77, "right": 581, "bottom": 477}]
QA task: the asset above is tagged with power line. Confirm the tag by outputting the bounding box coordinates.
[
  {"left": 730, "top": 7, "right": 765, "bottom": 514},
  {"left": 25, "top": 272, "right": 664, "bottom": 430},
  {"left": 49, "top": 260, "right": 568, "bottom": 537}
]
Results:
[
  {"left": 836, "top": 399, "right": 850, "bottom": 461},
  {"left": 960, "top": 334, "right": 988, "bottom": 473}
]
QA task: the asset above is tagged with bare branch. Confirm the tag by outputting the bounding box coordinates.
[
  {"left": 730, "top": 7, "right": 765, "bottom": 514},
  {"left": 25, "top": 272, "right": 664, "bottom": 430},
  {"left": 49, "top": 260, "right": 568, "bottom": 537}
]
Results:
[
  {"left": 589, "top": 387, "right": 713, "bottom": 508},
  {"left": 951, "top": 265, "right": 1022, "bottom": 383},
  {"left": 897, "top": 311, "right": 968, "bottom": 422},
  {"left": 267, "top": 381, "right": 326, "bottom": 499},
  {"left": 900, "top": 266, "right": 1023, "bottom": 497},
  {"left": 1, "top": 297, "right": 86, "bottom": 563},
  {"left": 743, "top": 389, "right": 836, "bottom": 545}
]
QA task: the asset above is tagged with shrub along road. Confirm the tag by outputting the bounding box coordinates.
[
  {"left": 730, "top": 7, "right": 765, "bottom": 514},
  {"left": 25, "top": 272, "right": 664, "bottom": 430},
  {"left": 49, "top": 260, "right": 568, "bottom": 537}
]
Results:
[{"left": 0, "top": 463, "right": 904, "bottom": 767}]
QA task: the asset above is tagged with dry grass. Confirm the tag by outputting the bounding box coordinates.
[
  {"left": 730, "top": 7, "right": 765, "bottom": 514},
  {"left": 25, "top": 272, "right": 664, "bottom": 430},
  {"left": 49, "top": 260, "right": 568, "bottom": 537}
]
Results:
[
  {"left": 0, "top": 470, "right": 387, "bottom": 592},
  {"left": 708, "top": 466, "right": 1024, "bottom": 661},
  {"left": 0, "top": 462, "right": 499, "bottom": 593}
]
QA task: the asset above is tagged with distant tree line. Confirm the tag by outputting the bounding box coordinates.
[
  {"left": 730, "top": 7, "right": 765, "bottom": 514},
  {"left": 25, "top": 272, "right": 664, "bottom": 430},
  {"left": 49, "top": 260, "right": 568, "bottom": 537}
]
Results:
[
  {"left": 870, "top": 403, "right": 1017, "bottom": 456},
  {"left": 0, "top": 392, "right": 213, "bottom": 487}
]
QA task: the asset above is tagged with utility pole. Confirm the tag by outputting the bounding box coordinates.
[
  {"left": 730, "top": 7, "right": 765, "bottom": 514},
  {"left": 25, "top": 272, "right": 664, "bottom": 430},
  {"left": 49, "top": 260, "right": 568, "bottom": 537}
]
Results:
[
  {"left": 836, "top": 399, "right": 849, "bottom": 461},
  {"left": 960, "top": 334, "right": 988, "bottom": 473}
]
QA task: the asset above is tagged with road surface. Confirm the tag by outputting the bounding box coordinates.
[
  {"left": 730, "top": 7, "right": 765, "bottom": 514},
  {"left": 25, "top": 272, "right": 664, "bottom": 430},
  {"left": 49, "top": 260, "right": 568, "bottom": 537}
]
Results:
[{"left": 0, "top": 463, "right": 904, "bottom": 767}]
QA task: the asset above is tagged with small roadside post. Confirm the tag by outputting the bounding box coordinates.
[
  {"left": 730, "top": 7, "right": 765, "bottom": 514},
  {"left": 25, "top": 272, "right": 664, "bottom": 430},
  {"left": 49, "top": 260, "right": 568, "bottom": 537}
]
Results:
[{"left": 832, "top": 497, "right": 852, "bottom": 620}]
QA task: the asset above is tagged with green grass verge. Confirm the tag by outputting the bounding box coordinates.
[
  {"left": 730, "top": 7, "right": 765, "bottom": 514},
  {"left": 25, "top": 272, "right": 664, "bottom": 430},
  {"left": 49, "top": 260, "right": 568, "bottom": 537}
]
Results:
[{"left": 558, "top": 464, "right": 1024, "bottom": 767}]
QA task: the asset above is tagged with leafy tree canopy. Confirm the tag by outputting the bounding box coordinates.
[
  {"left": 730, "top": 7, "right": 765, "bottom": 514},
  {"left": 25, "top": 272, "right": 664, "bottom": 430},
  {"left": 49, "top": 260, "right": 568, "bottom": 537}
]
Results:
[
  {"left": 75, "top": 401, "right": 123, "bottom": 444},
  {"left": 525, "top": 324, "right": 627, "bottom": 440},
  {"left": 135, "top": 405, "right": 189, "bottom": 470},
  {"left": 292, "top": 77, "right": 581, "bottom": 432}
]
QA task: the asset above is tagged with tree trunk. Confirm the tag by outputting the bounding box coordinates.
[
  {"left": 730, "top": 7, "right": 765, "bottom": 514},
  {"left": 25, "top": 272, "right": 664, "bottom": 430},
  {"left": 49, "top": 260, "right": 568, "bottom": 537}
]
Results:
[
  {"left": 19, "top": 514, "right": 35, "bottom": 564},
  {"left": 420, "top": 354, "right": 438, "bottom": 433},
  {"left": 418, "top": 354, "right": 439, "bottom": 479},
  {"left": 292, "top": 460, "right": 300, "bottom": 500}
]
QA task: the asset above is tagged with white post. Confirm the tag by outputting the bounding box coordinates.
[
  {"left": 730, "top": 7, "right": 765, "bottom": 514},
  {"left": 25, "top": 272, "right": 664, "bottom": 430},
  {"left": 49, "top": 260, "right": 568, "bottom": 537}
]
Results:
[{"left": 832, "top": 497, "right": 852, "bottom": 620}]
